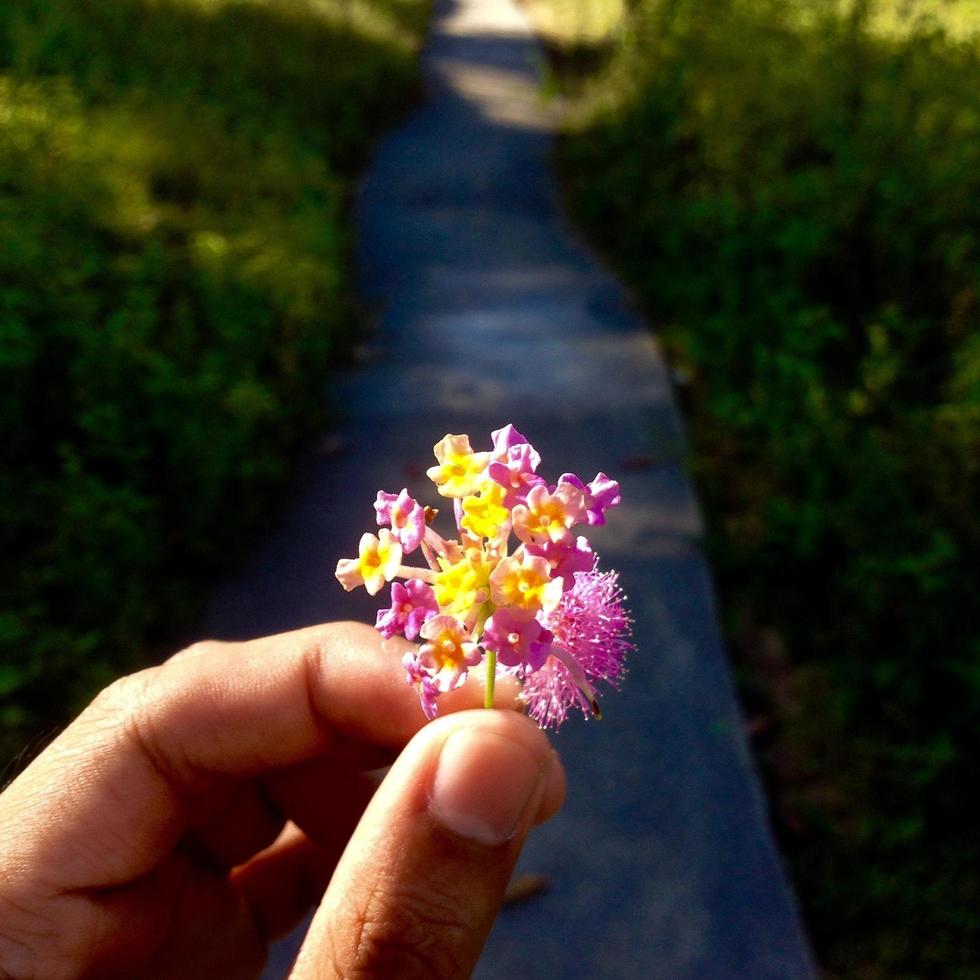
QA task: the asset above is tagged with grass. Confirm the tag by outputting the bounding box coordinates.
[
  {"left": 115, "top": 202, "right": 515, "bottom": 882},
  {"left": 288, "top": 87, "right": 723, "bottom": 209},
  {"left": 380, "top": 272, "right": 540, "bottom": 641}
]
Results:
[{"left": 0, "top": 0, "right": 431, "bottom": 772}]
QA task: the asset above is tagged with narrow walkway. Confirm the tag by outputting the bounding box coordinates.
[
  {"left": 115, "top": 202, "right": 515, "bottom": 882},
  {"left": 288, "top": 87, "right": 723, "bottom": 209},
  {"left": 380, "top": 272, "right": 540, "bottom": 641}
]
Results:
[{"left": 208, "top": 0, "right": 814, "bottom": 975}]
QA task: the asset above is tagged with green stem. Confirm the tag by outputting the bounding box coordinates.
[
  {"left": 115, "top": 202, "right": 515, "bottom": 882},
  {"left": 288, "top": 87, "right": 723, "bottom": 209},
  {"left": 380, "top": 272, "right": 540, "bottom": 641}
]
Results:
[{"left": 484, "top": 649, "right": 497, "bottom": 709}]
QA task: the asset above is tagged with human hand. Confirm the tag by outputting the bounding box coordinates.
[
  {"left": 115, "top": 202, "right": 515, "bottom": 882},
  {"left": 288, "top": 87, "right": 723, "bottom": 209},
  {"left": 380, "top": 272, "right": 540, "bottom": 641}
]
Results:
[{"left": 0, "top": 622, "right": 565, "bottom": 978}]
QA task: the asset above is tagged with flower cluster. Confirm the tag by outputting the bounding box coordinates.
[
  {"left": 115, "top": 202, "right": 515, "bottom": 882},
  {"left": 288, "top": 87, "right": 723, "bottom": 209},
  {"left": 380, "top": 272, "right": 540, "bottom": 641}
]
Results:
[{"left": 335, "top": 425, "right": 632, "bottom": 728}]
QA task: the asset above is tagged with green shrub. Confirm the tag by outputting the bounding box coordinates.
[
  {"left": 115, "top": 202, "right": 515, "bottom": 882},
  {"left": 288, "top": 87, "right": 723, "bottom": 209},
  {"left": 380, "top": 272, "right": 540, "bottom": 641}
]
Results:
[
  {"left": 0, "top": 0, "right": 430, "bottom": 769},
  {"left": 549, "top": 0, "right": 980, "bottom": 974}
]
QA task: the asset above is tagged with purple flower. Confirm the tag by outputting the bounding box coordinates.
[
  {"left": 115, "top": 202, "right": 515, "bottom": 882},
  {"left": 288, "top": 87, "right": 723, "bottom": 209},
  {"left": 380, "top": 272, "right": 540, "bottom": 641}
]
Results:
[
  {"left": 374, "top": 488, "right": 426, "bottom": 553},
  {"left": 522, "top": 568, "right": 632, "bottom": 729},
  {"left": 488, "top": 442, "right": 546, "bottom": 509},
  {"left": 491, "top": 424, "right": 539, "bottom": 465},
  {"left": 482, "top": 607, "right": 553, "bottom": 670},
  {"left": 339, "top": 423, "right": 631, "bottom": 729},
  {"left": 525, "top": 536, "right": 594, "bottom": 589},
  {"left": 557, "top": 472, "right": 621, "bottom": 526},
  {"left": 512, "top": 481, "right": 587, "bottom": 547},
  {"left": 402, "top": 651, "right": 441, "bottom": 719},
  {"left": 402, "top": 614, "right": 484, "bottom": 719},
  {"left": 375, "top": 579, "right": 438, "bottom": 640}
]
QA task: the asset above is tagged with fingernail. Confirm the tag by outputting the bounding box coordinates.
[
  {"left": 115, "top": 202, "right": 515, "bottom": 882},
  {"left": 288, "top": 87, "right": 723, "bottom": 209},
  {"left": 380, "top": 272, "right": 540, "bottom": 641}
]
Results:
[{"left": 430, "top": 728, "right": 547, "bottom": 846}]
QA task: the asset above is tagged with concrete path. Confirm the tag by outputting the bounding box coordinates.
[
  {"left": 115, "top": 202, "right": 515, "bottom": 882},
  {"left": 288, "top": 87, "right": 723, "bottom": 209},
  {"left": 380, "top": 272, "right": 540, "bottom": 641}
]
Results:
[{"left": 207, "top": 0, "right": 815, "bottom": 975}]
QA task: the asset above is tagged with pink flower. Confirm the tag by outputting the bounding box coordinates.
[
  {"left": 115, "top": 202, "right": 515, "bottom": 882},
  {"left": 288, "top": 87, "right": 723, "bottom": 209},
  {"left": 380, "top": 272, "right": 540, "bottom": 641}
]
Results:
[
  {"left": 374, "top": 489, "right": 426, "bottom": 553},
  {"left": 525, "top": 536, "right": 594, "bottom": 589},
  {"left": 336, "top": 423, "right": 630, "bottom": 729},
  {"left": 482, "top": 608, "right": 553, "bottom": 670},
  {"left": 522, "top": 569, "right": 632, "bottom": 729},
  {"left": 512, "top": 480, "right": 587, "bottom": 547},
  {"left": 375, "top": 579, "right": 438, "bottom": 640},
  {"left": 402, "top": 651, "right": 442, "bottom": 720},
  {"left": 489, "top": 548, "right": 564, "bottom": 614},
  {"left": 558, "top": 472, "right": 621, "bottom": 526},
  {"left": 491, "top": 424, "right": 539, "bottom": 463},
  {"left": 488, "top": 442, "right": 545, "bottom": 509},
  {"left": 417, "top": 615, "right": 482, "bottom": 692},
  {"left": 404, "top": 614, "right": 482, "bottom": 719}
]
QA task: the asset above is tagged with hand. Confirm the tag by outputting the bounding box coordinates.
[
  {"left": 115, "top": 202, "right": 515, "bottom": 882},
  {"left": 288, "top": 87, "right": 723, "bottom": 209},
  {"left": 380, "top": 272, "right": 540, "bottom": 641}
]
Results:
[{"left": 0, "top": 622, "right": 565, "bottom": 978}]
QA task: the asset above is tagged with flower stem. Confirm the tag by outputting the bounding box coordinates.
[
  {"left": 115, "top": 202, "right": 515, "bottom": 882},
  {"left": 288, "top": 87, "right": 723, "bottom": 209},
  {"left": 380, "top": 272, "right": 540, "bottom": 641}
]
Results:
[{"left": 484, "top": 649, "right": 497, "bottom": 709}]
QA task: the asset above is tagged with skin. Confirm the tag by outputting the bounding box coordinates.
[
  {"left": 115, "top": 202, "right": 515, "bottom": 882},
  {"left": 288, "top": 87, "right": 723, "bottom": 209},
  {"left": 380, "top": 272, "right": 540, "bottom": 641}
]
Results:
[{"left": 0, "top": 622, "right": 565, "bottom": 979}]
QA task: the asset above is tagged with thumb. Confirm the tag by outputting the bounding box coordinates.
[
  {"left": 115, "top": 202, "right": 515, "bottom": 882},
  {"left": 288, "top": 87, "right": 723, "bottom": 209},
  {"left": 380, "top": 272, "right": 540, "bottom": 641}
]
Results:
[{"left": 289, "top": 708, "right": 565, "bottom": 979}]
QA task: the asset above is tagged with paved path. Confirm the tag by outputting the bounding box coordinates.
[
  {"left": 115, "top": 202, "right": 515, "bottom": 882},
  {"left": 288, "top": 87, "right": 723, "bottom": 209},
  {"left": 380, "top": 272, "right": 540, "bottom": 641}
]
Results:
[{"left": 208, "top": 0, "right": 815, "bottom": 975}]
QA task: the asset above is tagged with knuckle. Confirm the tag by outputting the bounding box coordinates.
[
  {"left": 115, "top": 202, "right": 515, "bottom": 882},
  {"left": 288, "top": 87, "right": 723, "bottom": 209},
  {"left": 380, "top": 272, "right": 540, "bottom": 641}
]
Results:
[
  {"left": 168, "top": 639, "right": 226, "bottom": 663},
  {"left": 334, "top": 881, "right": 472, "bottom": 979},
  {"left": 85, "top": 669, "right": 157, "bottom": 727},
  {"left": 86, "top": 669, "right": 192, "bottom": 792}
]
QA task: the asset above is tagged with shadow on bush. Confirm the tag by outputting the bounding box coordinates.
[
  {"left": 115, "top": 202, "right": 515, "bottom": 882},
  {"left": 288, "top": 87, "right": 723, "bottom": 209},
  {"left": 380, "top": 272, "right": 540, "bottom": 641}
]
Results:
[
  {"left": 0, "top": 0, "right": 430, "bottom": 771},
  {"left": 1, "top": 0, "right": 427, "bottom": 169},
  {"left": 555, "top": 0, "right": 980, "bottom": 975}
]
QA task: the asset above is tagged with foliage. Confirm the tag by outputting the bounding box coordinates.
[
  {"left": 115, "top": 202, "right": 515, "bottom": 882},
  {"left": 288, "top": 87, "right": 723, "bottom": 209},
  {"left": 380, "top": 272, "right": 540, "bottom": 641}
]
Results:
[
  {"left": 523, "top": 0, "right": 627, "bottom": 48},
  {"left": 0, "top": 0, "right": 430, "bottom": 770},
  {"left": 539, "top": 0, "right": 980, "bottom": 975}
]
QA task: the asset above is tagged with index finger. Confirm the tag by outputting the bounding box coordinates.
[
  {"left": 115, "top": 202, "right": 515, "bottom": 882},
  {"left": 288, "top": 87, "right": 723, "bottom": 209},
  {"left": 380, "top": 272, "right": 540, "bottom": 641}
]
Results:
[{"left": 0, "top": 622, "right": 504, "bottom": 892}]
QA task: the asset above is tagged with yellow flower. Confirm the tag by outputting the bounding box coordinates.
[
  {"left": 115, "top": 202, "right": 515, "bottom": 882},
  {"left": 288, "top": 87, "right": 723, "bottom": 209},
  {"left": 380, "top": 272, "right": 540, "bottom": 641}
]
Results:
[
  {"left": 434, "top": 546, "right": 494, "bottom": 617},
  {"left": 512, "top": 481, "right": 586, "bottom": 546},
  {"left": 461, "top": 480, "right": 510, "bottom": 540},
  {"left": 426, "top": 433, "right": 490, "bottom": 498},
  {"left": 418, "top": 615, "right": 481, "bottom": 689},
  {"left": 489, "top": 548, "right": 563, "bottom": 614},
  {"left": 335, "top": 529, "right": 402, "bottom": 596}
]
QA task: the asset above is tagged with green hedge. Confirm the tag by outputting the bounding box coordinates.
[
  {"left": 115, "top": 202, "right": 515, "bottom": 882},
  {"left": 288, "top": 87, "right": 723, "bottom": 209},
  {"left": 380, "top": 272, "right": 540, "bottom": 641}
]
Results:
[
  {"left": 0, "top": 0, "right": 430, "bottom": 768},
  {"left": 551, "top": 0, "right": 980, "bottom": 975}
]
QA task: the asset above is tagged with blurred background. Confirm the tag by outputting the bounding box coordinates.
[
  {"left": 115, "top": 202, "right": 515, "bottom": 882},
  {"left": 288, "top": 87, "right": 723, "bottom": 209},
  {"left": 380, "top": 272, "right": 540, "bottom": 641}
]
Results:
[
  {"left": 523, "top": 1, "right": 980, "bottom": 977},
  {"left": 2, "top": 0, "right": 978, "bottom": 977},
  {"left": 0, "top": 0, "right": 432, "bottom": 757}
]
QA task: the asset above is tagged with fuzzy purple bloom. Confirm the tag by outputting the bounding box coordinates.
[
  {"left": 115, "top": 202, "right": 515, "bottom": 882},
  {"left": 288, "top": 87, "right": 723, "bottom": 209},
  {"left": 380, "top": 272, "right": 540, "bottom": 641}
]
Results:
[{"left": 522, "top": 568, "right": 632, "bottom": 729}]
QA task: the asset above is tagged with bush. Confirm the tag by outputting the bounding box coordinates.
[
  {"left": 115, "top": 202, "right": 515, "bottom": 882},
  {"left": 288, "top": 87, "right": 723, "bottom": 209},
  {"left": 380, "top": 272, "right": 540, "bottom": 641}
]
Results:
[
  {"left": 0, "top": 0, "right": 430, "bottom": 769},
  {"left": 547, "top": 0, "right": 980, "bottom": 975}
]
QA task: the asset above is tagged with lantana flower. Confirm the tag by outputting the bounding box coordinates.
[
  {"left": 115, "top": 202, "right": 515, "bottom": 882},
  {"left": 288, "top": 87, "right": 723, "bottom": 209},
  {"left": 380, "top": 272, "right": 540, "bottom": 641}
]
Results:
[
  {"left": 335, "top": 529, "right": 403, "bottom": 596},
  {"left": 415, "top": 615, "right": 483, "bottom": 691},
  {"left": 488, "top": 550, "right": 563, "bottom": 614},
  {"left": 488, "top": 441, "right": 544, "bottom": 509},
  {"left": 512, "top": 481, "right": 587, "bottom": 547},
  {"left": 374, "top": 489, "right": 426, "bottom": 553},
  {"left": 559, "top": 471, "right": 622, "bottom": 526},
  {"left": 483, "top": 608, "right": 553, "bottom": 670},
  {"left": 335, "top": 425, "right": 631, "bottom": 728},
  {"left": 375, "top": 579, "right": 438, "bottom": 640},
  {"left": 426, "top": 434, "right": 490, "bottom": 497}
]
